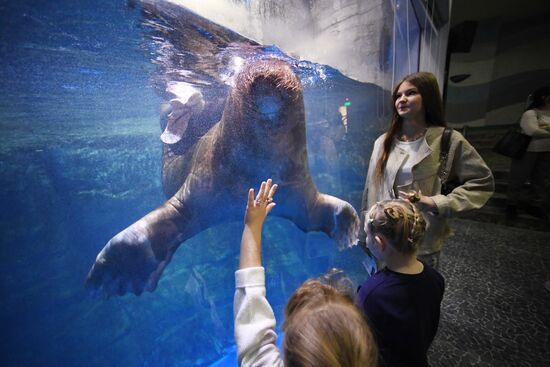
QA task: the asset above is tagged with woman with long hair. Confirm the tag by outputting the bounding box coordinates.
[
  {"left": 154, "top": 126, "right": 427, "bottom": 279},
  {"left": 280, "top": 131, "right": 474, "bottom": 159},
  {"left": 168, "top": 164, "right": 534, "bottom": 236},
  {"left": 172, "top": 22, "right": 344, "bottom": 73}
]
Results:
[
  {"left": 506, "top": 86, "right": 550, "bottom": 220},
  {"left": 359, "top": 72, "right": 494, "bottom": 268}
]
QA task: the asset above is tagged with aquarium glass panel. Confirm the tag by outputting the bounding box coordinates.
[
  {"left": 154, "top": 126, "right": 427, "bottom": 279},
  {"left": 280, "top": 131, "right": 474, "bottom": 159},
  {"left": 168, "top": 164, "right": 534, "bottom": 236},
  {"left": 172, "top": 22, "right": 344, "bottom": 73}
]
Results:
[{"left": 1, "top": 1, "right": 428, "bottom": 366}]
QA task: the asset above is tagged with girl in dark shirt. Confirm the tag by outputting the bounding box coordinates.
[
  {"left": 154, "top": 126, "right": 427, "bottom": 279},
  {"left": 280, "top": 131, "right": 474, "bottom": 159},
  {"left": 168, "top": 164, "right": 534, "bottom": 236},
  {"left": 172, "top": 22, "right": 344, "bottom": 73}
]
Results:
[{"left": 356, "top": 199, "right": 445, "bottom": 367}]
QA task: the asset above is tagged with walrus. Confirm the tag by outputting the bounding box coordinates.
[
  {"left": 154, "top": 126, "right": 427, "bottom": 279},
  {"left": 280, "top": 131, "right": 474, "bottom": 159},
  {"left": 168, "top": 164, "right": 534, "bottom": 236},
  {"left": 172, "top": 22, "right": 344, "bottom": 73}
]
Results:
[{"left": 86, "top": 58, "right": 360, "bottom": 296}]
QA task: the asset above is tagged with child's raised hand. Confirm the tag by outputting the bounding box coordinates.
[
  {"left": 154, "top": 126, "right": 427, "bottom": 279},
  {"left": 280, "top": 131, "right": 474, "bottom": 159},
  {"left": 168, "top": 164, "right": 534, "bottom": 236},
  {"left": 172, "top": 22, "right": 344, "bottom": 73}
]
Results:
[{"left": 244, "top": 179, "right": 278, "bottom": 228}]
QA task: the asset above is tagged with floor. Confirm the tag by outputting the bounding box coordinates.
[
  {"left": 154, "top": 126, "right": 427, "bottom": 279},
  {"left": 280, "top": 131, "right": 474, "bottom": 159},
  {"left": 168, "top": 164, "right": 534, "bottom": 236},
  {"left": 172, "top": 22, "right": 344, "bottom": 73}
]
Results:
[{"left": 428, "top": 218, "right": 550, "bottom": 367}]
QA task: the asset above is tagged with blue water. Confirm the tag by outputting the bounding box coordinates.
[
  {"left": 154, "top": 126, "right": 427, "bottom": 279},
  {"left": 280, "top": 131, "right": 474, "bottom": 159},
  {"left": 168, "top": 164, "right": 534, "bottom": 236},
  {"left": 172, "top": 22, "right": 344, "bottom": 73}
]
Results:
[{"left": 0, "top": 1, "right": 389, "bottom": 366}]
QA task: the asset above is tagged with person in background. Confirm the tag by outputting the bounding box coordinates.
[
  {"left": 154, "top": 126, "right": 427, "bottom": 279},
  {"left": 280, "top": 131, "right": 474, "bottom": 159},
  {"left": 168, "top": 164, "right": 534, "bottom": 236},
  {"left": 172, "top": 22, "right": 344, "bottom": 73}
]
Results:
[
  {"left": 234, "top": 179, "right": 377, "bottom": 367},
  {"left": 359, "top": 72, "right": 494, "bottom": 269},
  {"left": 357, "top": 199, "right": 445, "bottom": 367},
  {"left": 506, "top": 86, "right": 550, "bottom": 220}
]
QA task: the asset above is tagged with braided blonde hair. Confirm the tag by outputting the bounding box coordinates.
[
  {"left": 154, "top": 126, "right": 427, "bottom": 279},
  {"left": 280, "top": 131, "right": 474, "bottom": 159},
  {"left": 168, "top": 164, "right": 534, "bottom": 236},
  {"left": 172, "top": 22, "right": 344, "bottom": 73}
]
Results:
[{"left": 366, "top": 199, "right": 426, "bottom": 254}]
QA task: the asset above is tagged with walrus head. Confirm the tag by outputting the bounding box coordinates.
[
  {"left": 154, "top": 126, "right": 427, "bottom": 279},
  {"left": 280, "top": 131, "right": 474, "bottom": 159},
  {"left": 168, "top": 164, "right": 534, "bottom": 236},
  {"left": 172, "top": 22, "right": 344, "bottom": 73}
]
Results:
[{"left": 222, "top": 58, "right": 305, "bottom": 140}]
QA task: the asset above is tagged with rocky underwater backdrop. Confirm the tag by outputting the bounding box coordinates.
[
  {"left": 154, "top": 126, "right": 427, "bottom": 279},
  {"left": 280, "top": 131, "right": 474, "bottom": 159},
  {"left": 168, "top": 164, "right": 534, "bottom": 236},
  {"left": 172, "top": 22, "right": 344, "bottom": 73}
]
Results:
[{"left": 0, "top": 0, "right": 390, "bottom": 366}]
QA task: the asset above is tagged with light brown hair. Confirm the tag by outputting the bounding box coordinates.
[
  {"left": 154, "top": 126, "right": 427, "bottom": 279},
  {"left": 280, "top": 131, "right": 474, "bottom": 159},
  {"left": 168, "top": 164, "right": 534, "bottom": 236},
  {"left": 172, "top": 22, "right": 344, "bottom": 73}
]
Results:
[
  {"left": 366, "top": 199, "right": 426, "bottom": 255},
  {"left": 375, "top": 72, "right": 446, "bottom": 181},
  {"left": 282, "top": 280, "right": 377, "bottom": 367}
]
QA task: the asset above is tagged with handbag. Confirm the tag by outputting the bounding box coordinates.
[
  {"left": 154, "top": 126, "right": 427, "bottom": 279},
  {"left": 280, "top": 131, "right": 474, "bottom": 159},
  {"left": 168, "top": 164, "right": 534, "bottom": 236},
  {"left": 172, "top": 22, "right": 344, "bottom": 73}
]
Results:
[
  {"left": 438, "top": 127, "right": 458, "bottom": 195},
  {"left": 492, "top": 126, "right": 531, "bottom": 159}
]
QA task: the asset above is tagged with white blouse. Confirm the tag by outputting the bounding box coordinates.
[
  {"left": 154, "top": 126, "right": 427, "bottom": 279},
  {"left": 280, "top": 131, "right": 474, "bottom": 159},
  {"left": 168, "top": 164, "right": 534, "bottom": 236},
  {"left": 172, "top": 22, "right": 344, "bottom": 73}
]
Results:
[
  {"left": 394, "top": 137, "right": 425, "bottom": 191},
  {"left": 520, "top": 109, "right": 550, "bottom": 152}
]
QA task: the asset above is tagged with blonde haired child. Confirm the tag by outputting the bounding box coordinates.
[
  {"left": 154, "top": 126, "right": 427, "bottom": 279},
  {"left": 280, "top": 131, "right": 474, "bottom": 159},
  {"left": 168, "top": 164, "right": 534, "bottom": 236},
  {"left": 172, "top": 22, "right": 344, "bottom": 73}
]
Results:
[{"left": 357, "top": 199, "right": 445, "bottom": 367}]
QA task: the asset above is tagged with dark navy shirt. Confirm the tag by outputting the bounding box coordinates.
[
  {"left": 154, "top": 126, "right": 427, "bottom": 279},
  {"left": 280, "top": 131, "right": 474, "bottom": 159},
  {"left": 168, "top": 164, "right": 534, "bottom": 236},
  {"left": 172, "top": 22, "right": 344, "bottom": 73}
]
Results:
[{"left": 356, "top": 263, "right": 445, "bottom": 367}]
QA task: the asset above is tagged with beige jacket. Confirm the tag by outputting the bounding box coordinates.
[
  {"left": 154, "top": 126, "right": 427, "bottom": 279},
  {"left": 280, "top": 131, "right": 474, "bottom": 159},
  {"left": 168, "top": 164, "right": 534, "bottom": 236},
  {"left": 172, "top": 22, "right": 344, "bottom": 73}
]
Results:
[{"left": 360, "top": 127, "right": 494, "bottom": 254}]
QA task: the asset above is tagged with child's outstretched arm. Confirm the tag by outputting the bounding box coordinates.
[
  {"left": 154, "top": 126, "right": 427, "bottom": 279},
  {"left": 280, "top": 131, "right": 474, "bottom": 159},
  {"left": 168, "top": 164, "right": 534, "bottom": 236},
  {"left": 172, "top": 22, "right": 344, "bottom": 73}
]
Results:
[
  {"left": 235, "top": 179, "right": 283, "bottom": 366},
  {"left": 239, "top": 179, "right": 277, "bottom": 269}
]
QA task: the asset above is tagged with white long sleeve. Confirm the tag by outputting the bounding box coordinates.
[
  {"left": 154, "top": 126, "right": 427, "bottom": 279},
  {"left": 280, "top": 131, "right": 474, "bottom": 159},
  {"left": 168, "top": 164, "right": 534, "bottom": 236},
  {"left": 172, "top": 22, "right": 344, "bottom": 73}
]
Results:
[
  {"left": 520, "top": 110, "right": 550, "bottom": 137},
  {"left": 520, "top": 109, "right": 550, "bottom": 152},
  {"left": 234, "top": 267, "right": 284, "bottom": 367}
]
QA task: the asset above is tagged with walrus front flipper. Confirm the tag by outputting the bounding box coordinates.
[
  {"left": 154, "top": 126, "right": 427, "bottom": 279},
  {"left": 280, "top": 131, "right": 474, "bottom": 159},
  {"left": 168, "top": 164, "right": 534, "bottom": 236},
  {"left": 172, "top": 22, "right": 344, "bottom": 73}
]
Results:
[
  {"left": 86, "top": 225, "right": 168, "bottom": 296},
  {"left": 308, "top": 193, "right": 360, "bottom": 250},
  {"left": 86, "top": 198, "right": 196, "bottom": 297}
]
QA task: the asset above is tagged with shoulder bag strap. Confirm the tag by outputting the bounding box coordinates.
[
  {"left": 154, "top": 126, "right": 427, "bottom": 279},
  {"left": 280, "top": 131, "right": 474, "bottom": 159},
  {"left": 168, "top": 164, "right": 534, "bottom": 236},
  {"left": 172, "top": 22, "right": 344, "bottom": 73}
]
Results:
[{"left": 439, "top": 127, "right": 453, "bottom": 185}]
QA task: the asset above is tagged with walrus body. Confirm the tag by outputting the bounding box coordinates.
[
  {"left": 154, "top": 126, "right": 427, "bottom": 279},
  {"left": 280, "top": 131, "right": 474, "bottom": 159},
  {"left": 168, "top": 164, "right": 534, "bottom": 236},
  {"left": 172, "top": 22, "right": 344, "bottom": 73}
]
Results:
[{"left": 86, "top": 59, "right": 359, "bottom": 296}]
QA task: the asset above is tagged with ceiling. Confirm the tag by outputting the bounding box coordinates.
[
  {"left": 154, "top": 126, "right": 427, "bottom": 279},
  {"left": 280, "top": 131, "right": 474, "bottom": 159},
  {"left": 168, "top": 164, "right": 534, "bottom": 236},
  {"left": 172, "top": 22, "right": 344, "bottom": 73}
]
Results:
[{"left": 450, "top": 0, "right": 550, "bottom": 25}]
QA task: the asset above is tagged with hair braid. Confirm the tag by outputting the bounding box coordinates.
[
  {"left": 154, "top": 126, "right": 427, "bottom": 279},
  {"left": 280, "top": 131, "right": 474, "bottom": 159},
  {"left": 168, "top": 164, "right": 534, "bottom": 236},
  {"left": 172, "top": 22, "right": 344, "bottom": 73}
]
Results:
[
  {"left": 407, "top": 201, "right": 424, "bottom": 248},
  {"left": 367, "top": 199, "right": 426, "bottom": 254}
]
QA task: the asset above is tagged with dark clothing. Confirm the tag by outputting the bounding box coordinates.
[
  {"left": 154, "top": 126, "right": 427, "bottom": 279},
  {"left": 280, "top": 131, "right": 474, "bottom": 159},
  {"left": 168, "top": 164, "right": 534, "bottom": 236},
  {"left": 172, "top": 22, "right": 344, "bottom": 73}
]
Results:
[
  {"left": 507, "top": 151, "right": 550, "bottom": 206},
  {"left": 356, "top": 263, "right": 445, "bottom": 367}
]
